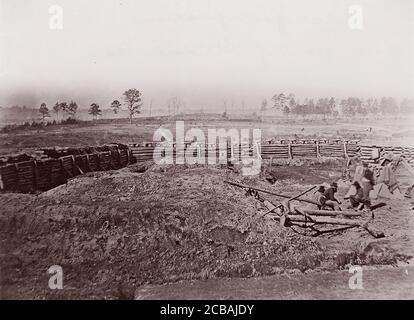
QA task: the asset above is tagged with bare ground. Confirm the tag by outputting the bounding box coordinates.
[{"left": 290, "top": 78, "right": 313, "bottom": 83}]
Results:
[
  {"left": 135, "top": 265, "right": 414, "bottom": 300},
  {"left": 1, "top": 159, "right": 413, "bottom": 299}
]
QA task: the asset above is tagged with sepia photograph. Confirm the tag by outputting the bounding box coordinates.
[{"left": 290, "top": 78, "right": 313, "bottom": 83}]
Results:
[{"left": 0, "top": 0, "right": 413, "bottom": 307}]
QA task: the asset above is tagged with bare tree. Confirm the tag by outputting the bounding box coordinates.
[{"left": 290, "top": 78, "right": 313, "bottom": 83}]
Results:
[{"left": 123, "top": 89, "right": 143, "bottom": 124}]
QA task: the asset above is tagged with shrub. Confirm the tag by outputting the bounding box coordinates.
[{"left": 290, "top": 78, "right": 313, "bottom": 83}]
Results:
[{"left": 61, "top": 117, "right": 78, "bottom": 125}]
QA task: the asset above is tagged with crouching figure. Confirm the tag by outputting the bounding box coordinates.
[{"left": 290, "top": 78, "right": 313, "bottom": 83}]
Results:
[{"left": 347, "top": 181, "right": 365, "bottom": 210}]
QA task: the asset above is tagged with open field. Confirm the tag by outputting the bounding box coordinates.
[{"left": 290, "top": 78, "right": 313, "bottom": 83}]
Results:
[{"left": 1, "top": 116, "right": 414, "bottom": 156}]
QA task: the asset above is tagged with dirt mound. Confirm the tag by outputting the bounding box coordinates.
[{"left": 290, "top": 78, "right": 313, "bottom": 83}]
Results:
[
  {"left": 0, "top": 165, "right": 326, "bottom": 299},
  {"left": 1, "top": 163, "right": 411, "bottom": 299}
]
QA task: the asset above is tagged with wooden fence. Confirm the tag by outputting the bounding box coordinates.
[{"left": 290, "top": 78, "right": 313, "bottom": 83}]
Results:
[
  {"left": 2, "top": 140, "right": 414, "bottom": 194},
  {"left": 129, "top": 140, "right": 414, "bottom": 165},
  {"left": 129, "top": 140, "right": 363, "bottom": 163},
  {"left": 0, "top": 145, "right": 132, "bottom": 193}
]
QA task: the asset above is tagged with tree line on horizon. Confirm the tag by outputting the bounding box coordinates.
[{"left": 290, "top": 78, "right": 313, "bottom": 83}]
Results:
[
  {"left": 263, "top": 94, "right": 414, "bottom": 118},
  {"left": 3, "top": 91, "right": 414, "bottom": 124},
  {"left": 37, "top": 88, "right": 143, "bottom": 124}
]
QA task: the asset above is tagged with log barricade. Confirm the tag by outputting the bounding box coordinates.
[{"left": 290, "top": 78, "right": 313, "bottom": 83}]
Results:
[
  {"left": 129, "top": 140, "right": 361, "bottom": 163},
  {"left": 359, "top": 145, "right": 414, "bottom": 164},
  {"left": 0, "top": 144, "right": 132, "bottom": 193},
  {"left": 2, "top": 139, "right": 414, "bottom": 193},
  {"left": 129, "top": 139, "right": 414, "bottom": 165},
  {"left": 291, "top": 143, "right": 318, "bottom": 158}
]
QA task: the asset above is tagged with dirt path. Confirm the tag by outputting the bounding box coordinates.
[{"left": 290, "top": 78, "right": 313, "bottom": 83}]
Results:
[{"left": 135, "top": 265, "right": 414, "bottom": 300}]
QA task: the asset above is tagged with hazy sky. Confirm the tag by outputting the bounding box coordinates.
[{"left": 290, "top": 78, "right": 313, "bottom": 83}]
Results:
[{"left": 0, "top": 0, "right": 413, "bottom": 110}]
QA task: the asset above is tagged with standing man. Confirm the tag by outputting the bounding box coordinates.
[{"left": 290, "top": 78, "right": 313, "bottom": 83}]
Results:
[{"left": 324, "top": 182, "right": 342, "bottom": 211}]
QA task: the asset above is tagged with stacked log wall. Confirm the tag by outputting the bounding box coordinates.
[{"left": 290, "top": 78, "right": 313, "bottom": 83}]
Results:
[{"left": 0, "top": 146, "right": 132, "bottom": 193}]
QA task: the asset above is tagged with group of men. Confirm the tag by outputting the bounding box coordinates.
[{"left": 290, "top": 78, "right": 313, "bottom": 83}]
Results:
[
  {"left": 311, "top": 162, "right": 376, "bottom": 211},
  {"left": 311, "top": 182, "right": 342, "bottom": 211}
]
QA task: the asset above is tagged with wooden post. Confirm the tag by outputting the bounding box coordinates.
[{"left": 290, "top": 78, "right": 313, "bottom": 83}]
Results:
[
  {"left": 226, "top": 139, "right": 230, "bottom": 163},
  {"left": 60, "top": 158, "right": 66, "bottom": 182},
  {"left": 125, "top": 149, "right": 129, "bottom": 164},
  {"left": 316, "top": 141, "right": 320, "bottom": 158},
  {"left": 343, "top": 141, "right": 348, "bottom": 160},
  {"left": 71, "top": 155, "right": 76, "bottom": 176},
  {"left": 33, "top": 160, "right": 39, "bottom": 190},
  {"left": 85, "top": 154, "right": 92, "bottom": 172},
  {"left": 197, "top": 143, "right": 202, "bottom": 160},
  {"left": 255, "top": 143, "right": 262, "bottom": 160},
  {"left": 117, "top": 148, "right": 122, "bottom": 167},
  {"left": 14, "top": 163, "right": 19, "bottom": 191},
  {"left": 288, "top": 143, "right": 292, "bottom": 159},
  {"left": 0, "top": 167, "right": 3, "bottom": 191},
  {"left": 97, "top": 153, "right": 102, "bottom": 170}
]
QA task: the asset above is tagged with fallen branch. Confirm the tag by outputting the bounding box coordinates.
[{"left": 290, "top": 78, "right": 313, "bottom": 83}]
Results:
[
  {"left": 74, "top": 164, "right": 84, "bottom": 175},
  {"left": 300, "top": 209, "right": 362, "bottom": 217},
  {"left": 284, "top": 215, "right": 359, "bottom": 226},
  {"left": 262, "top": 199, "right": 384, "bottom": 238},
  {"left": 310, "top": 225, "right": 357, "bottom": 236},
  {"left": 225, "top": 180, "right": 319, "bottom": 206}
]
